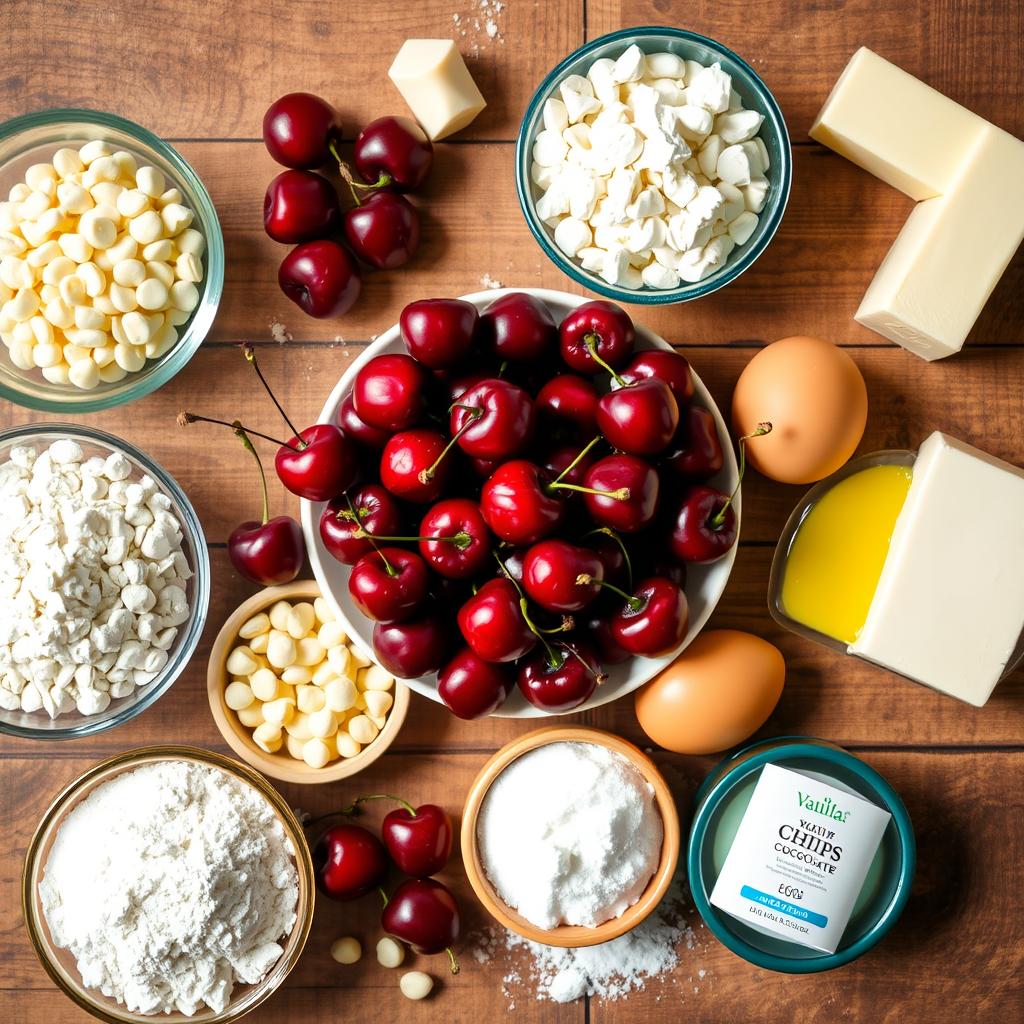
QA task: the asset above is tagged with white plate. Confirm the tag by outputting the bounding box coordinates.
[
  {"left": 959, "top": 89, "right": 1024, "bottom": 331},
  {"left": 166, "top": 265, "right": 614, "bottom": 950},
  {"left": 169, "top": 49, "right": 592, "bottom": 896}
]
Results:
[{"left": 301, "top": 288, "right": 740, "bottom": 717}]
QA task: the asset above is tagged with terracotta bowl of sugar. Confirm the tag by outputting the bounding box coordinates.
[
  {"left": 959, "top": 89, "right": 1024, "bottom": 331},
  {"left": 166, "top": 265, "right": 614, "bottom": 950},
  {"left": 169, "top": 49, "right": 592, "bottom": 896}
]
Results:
[{"left": 461, "top": 726, "right": 680, "bottom": 947}]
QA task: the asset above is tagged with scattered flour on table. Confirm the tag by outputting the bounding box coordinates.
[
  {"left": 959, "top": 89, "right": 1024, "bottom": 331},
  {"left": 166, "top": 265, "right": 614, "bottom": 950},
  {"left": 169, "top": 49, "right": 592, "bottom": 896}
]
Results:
[
  {"left": 452, "top": 0, "right": 505, "bottom": 50},
  {"left": 480, "top": 272, "right": 503, "bottom": 289},
  {"left": 269, "top": 319, "right": 293, "bottom": 342}
]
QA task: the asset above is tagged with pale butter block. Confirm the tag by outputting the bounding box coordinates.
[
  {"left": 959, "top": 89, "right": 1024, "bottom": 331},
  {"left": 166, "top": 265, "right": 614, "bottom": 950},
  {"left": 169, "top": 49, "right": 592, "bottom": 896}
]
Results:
[
  {"left": 855, "top": 124, "right": 1024, "bottom": 360},
  {"left": 851, "top": 432, "right": 1024, "bottom": 706},
  {"left": 810, "top": 47, "right": 985, "bottom": 200},
  {"left": 388, "top": 39, "right": 486, "bottom": 141}
]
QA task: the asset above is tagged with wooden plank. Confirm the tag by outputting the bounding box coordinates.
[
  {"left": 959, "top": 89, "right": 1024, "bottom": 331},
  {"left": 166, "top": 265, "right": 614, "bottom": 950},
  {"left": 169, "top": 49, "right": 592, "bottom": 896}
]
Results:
[{"left": 0, "top": 0, "right": 584, "bottom": 142}]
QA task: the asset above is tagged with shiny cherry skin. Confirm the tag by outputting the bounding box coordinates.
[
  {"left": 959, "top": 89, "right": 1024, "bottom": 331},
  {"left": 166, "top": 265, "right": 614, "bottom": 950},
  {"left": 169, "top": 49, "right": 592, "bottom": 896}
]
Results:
[
  {"left": 498, "top": 546, "right": 528, "bottom": 583},
  {"left": 381, "top": 878, "right": 461, "bottom": 957},
  {"left": 337, "top": 392, "right": 392, "bottom": 449},
  {"left": 380, "top": 428, "right": 452, "bottom": 503},
  {"left": 542, "top": 443, "right": 596, "bottom": 489},
  {"left": 522, "top": 539, "right": 604, "bottom": 613},
  {"left": 450, "top": 378, "right": 534, "bottom": 460},
  {"left": 228, "top": 516, "right": 304, "bottom": 585},
  {"left": 638, "top": 547, "right": 689, "bottom": 591},
  {"left": 354, "top": 115, "right": 433, "bottom": 191},
  {"left": 590, "top": 529, "right": 629, "bottom": 587},
  {"left": 319, "top": 484, "right": 401, "bottom": 565},
  {"left": 344, "top": 191, "right": 420, "bottom": 270},
  {"left": 535, "top": 374, "right": 600, "bottom": 438},
  {"left": 456, "top": 577, "right": 537, "bottom": 663},
  {"left": 401, "top": 298, "right": 479, "bottom": 369},
  {"left": 480, "top": 460, "right": 566, "bottom": 545},
  {"left": 438, "top": 646, "right": 515, "bottom": 719},
  {"left": 373, "top": 614, "right": 451, "bottom": 678},
  {"left": 274, "top": 423, "right": 358, "bottom": 502},
  {"left": 313, "top": 823, "right": 388, "bottom": 901},
  {"left": 263, "top": 92, "right": 342, "bottom": 169},
  {"left": 609, "top": 576, "right": 689, "bottom": 657},
  {"left": 581, "top": 609, "right": 631, "bottom": 665},
  {"left": 479, "top": 292, "right": 558, "bottom": 362},
  {"left": 560, "top": 300, "right": 636, "bottom": 373},
  {"left": 349, "top": 547, "right": 429, "bottom": 623},
  {"left": 582, "top": 455, "right": 660, "bottom": 533},
  {"left": 381, "top": 802, "right": 452, "bottom": 877},
  {"left": 419, "top": 498, "right": 492, "bottom": 578},
  {"left": 661, "top": 405, "right": 725, "bottom": 481},
  {"left": 263, "top": 169, "right": 340, "bottom": 243},
  {"left": 668, "top": 485, "right": 738, "bottom": 562},
  {"left": 517, "top": 641, "right": 606, "bottom": 713},
  {"left": 354, "top": 353, "right": 426, "bottom": 431},
  {"left": 616, "top": 350, "right": 695, "bottom": 409},
  {"left": 279, "top": 239, "right": 361, "bottom": 318},
  {"left": 444, "top": 368, "right": 492, "bottom": 407},
  {"left": 597, "top": 378, "right": 679, "bottom": 456}
]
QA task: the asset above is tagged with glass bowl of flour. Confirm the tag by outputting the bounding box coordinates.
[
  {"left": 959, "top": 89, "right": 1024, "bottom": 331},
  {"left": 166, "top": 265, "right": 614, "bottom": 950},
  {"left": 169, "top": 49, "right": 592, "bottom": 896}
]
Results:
[
  {"left": 22, "top": 745, "right": 315, "bottom": 1022},
  {"left": 0, "top": 423, "right": 209, "bottom": 739}
]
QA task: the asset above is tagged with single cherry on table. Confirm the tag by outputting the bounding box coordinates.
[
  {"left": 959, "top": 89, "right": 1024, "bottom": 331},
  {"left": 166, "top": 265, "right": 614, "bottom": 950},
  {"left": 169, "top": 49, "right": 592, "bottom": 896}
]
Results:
[
  {"left": 344, "top": 190, "right": 421, "bottom": 270},
  {"left": 279, "top": 239, "right": 361, "bottom": 319},
  {"left": 263, "top": 92, "right": 343, "bottom": 169},
  {"left": 313, "top": 822, "right": 389, "bottom": 901},
  {"left": 382, "top": 877, "right": 461, "bottom": 971}
]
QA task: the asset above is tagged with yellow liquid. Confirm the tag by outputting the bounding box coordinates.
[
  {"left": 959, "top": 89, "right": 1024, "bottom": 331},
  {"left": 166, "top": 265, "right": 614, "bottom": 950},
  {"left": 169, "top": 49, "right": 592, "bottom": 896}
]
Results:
[{"left": 781, "top": 465, "right": 912, "bottom": 644}]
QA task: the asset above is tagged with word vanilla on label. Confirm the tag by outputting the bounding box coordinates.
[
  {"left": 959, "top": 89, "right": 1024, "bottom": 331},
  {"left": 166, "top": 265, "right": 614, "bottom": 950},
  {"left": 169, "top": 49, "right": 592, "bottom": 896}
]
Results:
[{"left": 710, "top": 763, "right": 891, "bottom": 954}]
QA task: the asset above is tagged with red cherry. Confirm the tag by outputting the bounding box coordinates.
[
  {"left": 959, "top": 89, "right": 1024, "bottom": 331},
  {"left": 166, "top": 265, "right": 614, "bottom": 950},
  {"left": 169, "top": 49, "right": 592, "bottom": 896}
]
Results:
[
  {"left": 337, "top": 392, "right": 392, "bottom": 449},
  {"left": 263, "top": 92, "right": 342, "bottom": 169},
  {"left": 456, "top": 577, "right": 537, "bottom": 663},
  {"left": 344, "top": 191, "right": 420, "bottom": 270},
  {"left": 380, "top": 428, "right": 454, "bottom": 503},
  {"left": 381, "top": 878, "right": 461, "bottom": 962},
  {"left": 479, "top": 460, "right": 566, "bottom": 545},
  {"left": 438, "top": 646, "right": 515, "bottom": 719},
  {"left": 380, "top": 801, "right": 452, "bottom": 877},
  {"left": 274, "top": 422, "right": 358, "bottom": 502},
  {"left": 522, "top": 539, "right": 604, "bottom": 613},
  {"left": 596, "top": 378, "right": 679, "bottom": 455},
  {"left": 353, "top": 353, "right": 426, "bottom": 431},
  {"left": 479, "top": 292, "right": 558, "bottom": 362},
  {"left": 582, "top": 454, "right": 659, "bottom": 533},
  {"left": 418, "top": 498, "right": 491, "bottom": 578},
  {"left": 229, "top": 517, "right": 304, "bottom": 586},
  {"left": 319, "top": 484, "right": 401, "bottom": 565},
  {"left": 559, "top": 300, "right": 636, "bottom": 374},
  {"left": 401, "top": 298, "right": 479, "bottom": 369},
  {"left": 541, "top": 443, "right": 597, "bottom": 489},
  {"left": 581, "top": 609, "right": 631, "bottom": 665},
  {"left": 354, "top": 116, "right": 433, "bottom": 191},
  {"left": 668, "top": 484, "right": 738, "bottom": 562},
  {"left": 349, "top": 547, "right": 429, "bottom": 622},
  {"left": 616, "top": 350, "right": 695, "bottom": 409},
  {"left": 263, "top": 170, "right": 340, "bottom": 244},
  {"left": 313, "top": 823, "right": 387, "bottom": 901},
  {"left": 373, "top": 615, "right": 451, "bottom": 678},
  {"left": 279, "top": 239, "right": 361, "bottom": 318},
  {"left": 590, "top": 528, "right": 630, "bottom": 587},
  {"left": 450, "top": 378, "right": 534, "bottom": 460},
  {"left": 517, "top": 642, "right": 606, "bottom": 713},
  {"left": 661, "top": 405, "right": 725, "bottom": 481},
  {"left": 608, "top": 576, "right": 689, "bottom": 657},
  {"left": 535, "top": 374, "right": 600, "bottom": 438}
]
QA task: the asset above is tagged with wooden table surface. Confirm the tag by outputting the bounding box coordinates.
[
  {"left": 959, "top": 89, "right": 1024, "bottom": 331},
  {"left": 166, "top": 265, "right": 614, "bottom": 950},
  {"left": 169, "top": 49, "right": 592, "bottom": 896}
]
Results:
[{"left": 2, "top": 1, "right": 1023, "bottom": 1021}]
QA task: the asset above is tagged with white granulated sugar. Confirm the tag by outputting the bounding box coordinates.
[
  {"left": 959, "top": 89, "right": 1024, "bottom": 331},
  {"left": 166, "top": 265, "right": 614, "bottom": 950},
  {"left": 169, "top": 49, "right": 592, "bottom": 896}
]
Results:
[
  {"left": 40, "top": 761, "right": 299, "bottom": 1016},
  {"left": 477, "top": 741, "right": 663, "bottom": 929}
]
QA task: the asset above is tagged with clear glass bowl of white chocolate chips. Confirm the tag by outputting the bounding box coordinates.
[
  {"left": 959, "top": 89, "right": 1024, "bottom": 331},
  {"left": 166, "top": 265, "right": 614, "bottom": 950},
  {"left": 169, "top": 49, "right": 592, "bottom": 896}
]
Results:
[
  {"left": 516, "top": 27, "right": 792, "bottom": 303},
  {"left": 0, "top": 108, "right": 223, "bottom": 411}
]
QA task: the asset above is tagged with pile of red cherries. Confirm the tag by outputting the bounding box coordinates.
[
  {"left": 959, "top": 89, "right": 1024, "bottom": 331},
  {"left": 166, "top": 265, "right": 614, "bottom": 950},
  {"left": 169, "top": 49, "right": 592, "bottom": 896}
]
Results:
[
  {"left": 319, "top": 292, "right": 742, "bottom": 719},
  {"left": 262, "top": 91, "right": 434, "bottom": 319}
]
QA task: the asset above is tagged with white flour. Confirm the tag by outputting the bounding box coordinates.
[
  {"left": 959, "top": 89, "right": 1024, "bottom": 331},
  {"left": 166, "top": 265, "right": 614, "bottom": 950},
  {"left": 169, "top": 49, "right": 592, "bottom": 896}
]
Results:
[{"left": 39, "top": 761, "right": 299, "bottom": 1016}]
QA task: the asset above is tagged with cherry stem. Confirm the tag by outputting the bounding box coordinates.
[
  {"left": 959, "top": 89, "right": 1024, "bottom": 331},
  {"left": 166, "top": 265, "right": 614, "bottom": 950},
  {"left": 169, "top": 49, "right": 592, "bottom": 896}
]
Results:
[
  {"left": 551, "top": 435, "right": 602, "bottom": 487},
  {"left": 232, "top": 422, "right": 269, "bottom": 526},
  {"left": 177, "top": 411, "right": 302, "bottom": 452},
  {"left": 580, "top": 575, "right": 643, "bottom": 612},
  {"left": 550, "top": 481, "right": 630, "bottom": 501},
  {"left": 709, "top": 421, "right": 773, "bottom": 530},
  {"left": 356, "top": 530, "right": 473, "bottom": 551},
  {"left": 585, "top": 334, "right": 626, "bottom": 386},
  {"left": 344, "top": 793, "right": 418, "bottom": 816},
  {"left": 564, "top": 641, "right": 609, "bottom": 685},
  {"left": 243, "top": 343, "right": 303, "bottom": 442},
  {"left": 333, "top": 145, "right": 392, "bottom": 205},
  {"left": 446, "top": 947, "right": 460, "bottom": 975},
  {"left": 586, "top": 526, "right": 633, "bottom": 590},
  {"left": 518, "top": 597, "right": 559, "bottom": 664},
  {"left": 419, "top": 410, "right": 482, "bottom": 483}
]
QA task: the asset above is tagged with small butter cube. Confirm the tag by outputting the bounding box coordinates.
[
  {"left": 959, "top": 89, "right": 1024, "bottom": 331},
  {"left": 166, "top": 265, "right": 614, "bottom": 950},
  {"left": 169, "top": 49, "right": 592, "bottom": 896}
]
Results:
[{"left": 388, "top": 39, "right": 486, "bottom": 141}]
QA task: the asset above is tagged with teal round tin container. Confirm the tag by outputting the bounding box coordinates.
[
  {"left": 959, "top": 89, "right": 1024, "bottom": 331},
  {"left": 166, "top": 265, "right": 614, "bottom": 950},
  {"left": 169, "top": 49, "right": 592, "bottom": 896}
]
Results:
[{"left": 687, "top": 737, "right": 915, "bottom": 973}]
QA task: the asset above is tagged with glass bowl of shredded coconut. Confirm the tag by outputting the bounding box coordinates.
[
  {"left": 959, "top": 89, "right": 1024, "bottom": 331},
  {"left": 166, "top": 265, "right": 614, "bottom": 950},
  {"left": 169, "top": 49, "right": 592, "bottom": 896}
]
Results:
[
  {"left": 0, "top": 423, "right": 210, "bottom": 738},
  {"left": 23, "top": 745, "right": 314, "bottom": 1022}
]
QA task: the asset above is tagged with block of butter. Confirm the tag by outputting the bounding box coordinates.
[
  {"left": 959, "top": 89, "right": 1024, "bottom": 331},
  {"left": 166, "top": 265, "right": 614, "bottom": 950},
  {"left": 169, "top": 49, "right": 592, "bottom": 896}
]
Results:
[
  {"left": 851, "top": 432, "right": 1024, "bottom": 706},
  {"left": 388, "top": 39, "right": 486, "bottom": 141},
  {"left": 811, "top": 48, "right": 1024, "bottom": 360}
]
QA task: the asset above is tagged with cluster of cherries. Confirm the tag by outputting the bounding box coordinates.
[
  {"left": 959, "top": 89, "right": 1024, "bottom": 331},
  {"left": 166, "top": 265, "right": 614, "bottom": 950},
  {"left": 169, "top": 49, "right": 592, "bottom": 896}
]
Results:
[
  {"left": 317, "top": 293, "right": 764, "bottom": 718},
  {"left": 262, "top": 91, "right": 434, "bottom": 319},
  {"left": 312, "top": 796, "right": 460, "bottom": 973}
]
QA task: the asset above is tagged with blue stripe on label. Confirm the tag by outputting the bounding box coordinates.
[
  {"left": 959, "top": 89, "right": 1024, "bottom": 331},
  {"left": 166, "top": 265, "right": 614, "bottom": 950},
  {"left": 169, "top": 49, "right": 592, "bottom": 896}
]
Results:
[{"left": 739, "top": 886, "right": 828, "bottom": 928}]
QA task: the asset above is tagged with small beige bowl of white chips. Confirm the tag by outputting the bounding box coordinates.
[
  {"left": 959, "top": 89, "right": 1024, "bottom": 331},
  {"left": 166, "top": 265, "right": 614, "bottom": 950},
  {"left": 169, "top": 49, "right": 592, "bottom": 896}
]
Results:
[{"left": 208, "top": 580, "right": 409, "bottom": 784}]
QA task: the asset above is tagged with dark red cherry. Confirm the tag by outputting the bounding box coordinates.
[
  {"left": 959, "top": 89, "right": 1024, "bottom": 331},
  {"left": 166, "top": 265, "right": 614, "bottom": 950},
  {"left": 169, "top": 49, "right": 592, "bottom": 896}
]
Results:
[
  {"left": 353, "top": 353, "right": 427, "bottom": 431},
  {"left": 581, "top": 455, "right": 659, "bottom": 533},
  {"left": 450, "top": 378, "right": 534, "bottom": 461},
  {"left": 263, "top": 92, "right": 342, "bottom": 169},
  {"left": 517, "top": 642, "right": 606, "bottom": 713},
  {"left": 456, "top": 577, "right": 537, "bottom": 663},
  {"left": 479, "top": 292, "right": 558, "bottom": 362},
  {"left": 373, "top": 615, "right": 451, "bottom": 678},
  {"left": 319, "top": 484, "right": 401, "bottom": 565},
  {"left": 353, "top": 115, "right": 433, "bottom": 191},
  {"left": 559, "top": 300, "right": 636, "bottom": 374},
  {"left": 348, "top": 547, "right": 429, "bottom": 623},
  {"left": 401, "top": 298, "right": 479, "bottom": 369},
  {"left": 438, "top": 647, "right": 515, "bottom": 719}
]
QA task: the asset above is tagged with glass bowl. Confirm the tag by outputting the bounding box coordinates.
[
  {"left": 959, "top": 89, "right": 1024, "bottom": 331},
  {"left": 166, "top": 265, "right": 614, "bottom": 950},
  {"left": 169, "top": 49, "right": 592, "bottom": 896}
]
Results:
[
  {"left": 515, "top": 26, "right": 792, "bottom": 304},
  {"left": 0, "top": 423, "right": 210, "bottom": 738},
  {"left": 0, "top": 108, "right": 224, "bottom": 412},
  {"left": 22, "top": 745, "right": 315, "bottom": 1023}
]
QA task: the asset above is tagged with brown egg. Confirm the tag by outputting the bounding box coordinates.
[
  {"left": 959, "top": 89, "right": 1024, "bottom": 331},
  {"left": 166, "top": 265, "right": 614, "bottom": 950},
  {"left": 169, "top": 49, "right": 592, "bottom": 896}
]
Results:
[
  {"left": 634, "top": 630, "right": 785, "bottom": 755},
  {"left": 732, "top": 335, "right": 868, "bottom": 484}
]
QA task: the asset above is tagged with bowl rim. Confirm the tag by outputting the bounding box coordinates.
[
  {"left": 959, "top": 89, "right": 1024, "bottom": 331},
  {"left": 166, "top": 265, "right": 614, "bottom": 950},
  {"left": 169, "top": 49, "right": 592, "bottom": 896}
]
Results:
[
  {"left": 460, "top": 725, "right": 681, "bottom": 947},
  {"left": 0, "top": 106, "right": 224, "bottom": 413},
  {"left": 0, "top": 421, "right": 211, "bottom": 739},
  {"left": 300, "top": 286, "right": 741, "bottom": 718},
  {"left": 686, "top": 736, "right": 917, "bottom": 973},
  {"left": 514, "top": 25, "right": 793, "bottom": 304},
  {"left": 206, "top": 578, "right": 410, "bottom": 784},
  {"left": 21, "top": 744, "right": 316, "bottom": 1023}
]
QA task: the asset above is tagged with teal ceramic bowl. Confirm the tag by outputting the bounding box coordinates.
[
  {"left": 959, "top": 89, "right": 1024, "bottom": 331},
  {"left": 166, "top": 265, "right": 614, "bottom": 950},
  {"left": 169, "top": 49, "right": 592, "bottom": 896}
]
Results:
[
  {"left": 515, "top": 26, "right": 791, "bottom": 304},
  {"left": 687, "top": 737, "right": 915, "bottom": 973},
  {"left": 0, "top": 108, "right": 223, "bottom": 412}
]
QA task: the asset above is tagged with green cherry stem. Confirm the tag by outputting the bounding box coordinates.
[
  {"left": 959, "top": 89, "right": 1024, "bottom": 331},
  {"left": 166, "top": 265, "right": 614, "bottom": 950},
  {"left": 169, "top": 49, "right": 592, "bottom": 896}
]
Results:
[
  {"left": 332, "top": 142, "right": 392, "bottom": 203},
  {"left": 585, "top": 334, "right": 626, "bottom": 386},
  {"left": 355, "top": 530, "right": 474, "bottom": 551},
  {"left": 177, "top": 411, "right": 302, "bottom": 452},
  {"left": 549, "top": 480, "right": 630, "bottom": 500},
  {"left": 419, "top": 409, "right": 483, "bottom": 483},
  {"left": 341, "top": 793, "right": 417, "bottom": 816},
  {"left": 242, "top": 343, "right": 304, "bottom": 442},
  {"left": 564, "top": 641, "right": 609, "bottom": 685},
  {"left": 585, "top": 526, "right": 633, "bottom": 590},
  {"left": 345, "top": 491, "right": 398, "bottom": 577},
  {"left": 577, "top": 574, "right": 643, "bottom": 612},
  {"left": 550, "top": 435, "right": 602, "bottom": 487},
  {"left": 709, "top": 421, "right": 773, "bottom": 530},
  {"left": 233, "top": 422, "right": 270, "bottom": 526},
  {"left": 492, "top": 553, "right": 567, "bottom": 662}
]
